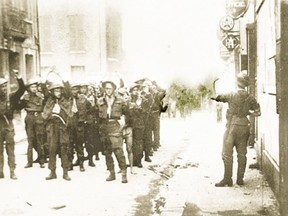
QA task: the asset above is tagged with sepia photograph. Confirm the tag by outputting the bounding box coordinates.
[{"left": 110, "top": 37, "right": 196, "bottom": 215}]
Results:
[{"left": 0, "top": 0, "right": 285, "bottom": 215}]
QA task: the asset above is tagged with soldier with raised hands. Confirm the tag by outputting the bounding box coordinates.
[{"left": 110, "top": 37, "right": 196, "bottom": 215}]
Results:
[
  {"left": 21, "top": 78, "right": 46, "bottom": 169},
  {"left": 42, "top": 72, "right": 73, "bottom": 181},
  {"left": 0, "top": 70, "right": 25, "bottom": 180},
  {"left": 97, "top": 79, "right": 128, "bottom": 183},
  {"left": 68, "top": 82, "right": 91, "bottom": 172}
]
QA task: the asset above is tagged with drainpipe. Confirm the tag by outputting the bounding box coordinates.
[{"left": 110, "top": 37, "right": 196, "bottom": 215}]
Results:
[{"left": 279, "top": 0, "right": 288, "bottom": 215}]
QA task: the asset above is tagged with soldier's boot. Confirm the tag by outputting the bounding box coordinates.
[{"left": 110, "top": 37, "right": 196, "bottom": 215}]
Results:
[
  {"left": 24, "top": 163, "right": 33, "bottom": 168},
  {"left": 215, "top": 163, "right": 233, "bottom": 187},
  {"left": 88, "top": 156, "right": 95, "bottom": 167},
  {"left": 121, "top": 170, "right": 128, "bottom": 183},
  {"left": 237, "top": 163, "right": 246, "bottom": 186},
  {"left": 10, "top": 170, "right": 17, "bottom": 180},
  {"left": 145, "top": 151, "right": 152, "bottom": 162},
  {"left": 79, "top": 161, "right": 85, "bottom": 172},
  {"left": 63, "top": 169, "right": 71, "bottom": 181},
  {"left": 106, "top": 170, "right": 116, "bottom": 181},
  {"left": 45, "top": 169, "right": 57, "bottom": 180},
  {"left": 95, "top": 153, "right": 100, "bottom": 161}
]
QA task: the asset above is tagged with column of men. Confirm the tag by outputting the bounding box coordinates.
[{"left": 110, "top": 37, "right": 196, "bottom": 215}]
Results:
[{"left": 0, "top": 72, "right": 167, "bottom": 183}]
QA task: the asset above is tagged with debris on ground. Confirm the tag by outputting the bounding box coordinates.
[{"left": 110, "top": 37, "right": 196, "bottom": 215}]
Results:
[{"left": 52, "top": 205, "right": 66, "bottom": 210}]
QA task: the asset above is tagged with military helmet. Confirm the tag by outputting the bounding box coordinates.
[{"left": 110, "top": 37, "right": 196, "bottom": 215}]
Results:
[
  {"left": 26, "top": 78, "right": 39, "bottom": 87},
  {"left": 47, "top": 82, "right": 64, "bottom": 91},
  {"left": 70, "top": 83, "right": 80, "bottom": 88},
  {"left": 102, "top": 80, "right": 117, "bottom": 90},
  {"left": 101, "top": 72, "right": 124, "bottom": 90},
  {"left": 236, "top": 73, "right": 249, "bottom": 88},
  {"left": 129, "top": 83, "right": 141, "bottom": 92},
  {"left": 117, "top": 87, "right": 128, "bottom": 96},
  {"left": 0, "top": 78, "right": 8, "bottom": 86}
]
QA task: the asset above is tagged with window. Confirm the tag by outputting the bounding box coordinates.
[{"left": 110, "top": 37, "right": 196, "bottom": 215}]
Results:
[
  {"left": 68, "top": 15, "right": 85, "bottom": 51},
  {"left": 71, "top": 65, "right": 85, "bottom": 80},
  {"left": 39, "top": 16, "right": 52, "bottom": 52}
]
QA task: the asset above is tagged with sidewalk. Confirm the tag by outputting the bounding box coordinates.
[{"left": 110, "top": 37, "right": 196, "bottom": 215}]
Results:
[{"left": 159, "top": 111, "right": 280, "bottom": 216}]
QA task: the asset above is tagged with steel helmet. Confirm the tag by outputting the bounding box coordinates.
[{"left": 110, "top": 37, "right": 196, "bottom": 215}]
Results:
[
  {"left": 101, "top": 72, "right": 124, "bottom": 90},
  {"left": 0, "top": 78, "right": 8, "bottom": 86},
  {"left": 129, "top": 83, "right": 142, "bottom": 93},
  {"left": 117, "top": 87, "right": 128, "bottom": 96},
  {"left": 70, "top": 82, "right": 80, "bottom": 88},
  {"left": 26, "top": 77, "right": 39, "bottom": 87},
  {"left": 236, "top": 73, "right": 249, "bottom": 88},
  {"left": 47, "top": 82, "right": 64, "bottom": 91}
]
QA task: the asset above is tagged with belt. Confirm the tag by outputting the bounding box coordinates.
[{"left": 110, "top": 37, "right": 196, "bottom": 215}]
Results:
[{"left": 27, "top": 111, "right": 42, "bottom": 117}]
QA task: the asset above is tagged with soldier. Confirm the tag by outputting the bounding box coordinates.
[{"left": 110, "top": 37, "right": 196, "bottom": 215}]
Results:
[
  {"left": 42, "top": 81, "right": 73, "bottom": 181},
  {"left": 21, "top": 78, "right": 46, "bottom": 168},
  {"left": 97, "top": 80, "right": 128, "bottom": 183},
  {"left": 150, "top": 81, "right": 167, "bottom": 151},
  {"left": 68, "top": 83, "right": 91, "bottom": 172},
  {"left": 129, "top": 83, "right": 148, "bottom": 168},
  {"left": 212, "top": 73, "right": 261, "bottom": 187},
  {"left": 0, "top": 72, "right": 25, "bottom": 180},
  {"left": 85, "top": 84, "right": 98, "bottom": 166},
  {"left": 140, "top": 79, "right": 154, "bottom": 162},
  {"left": 117, "top": 87, "right": 133, "bottom": 173}
]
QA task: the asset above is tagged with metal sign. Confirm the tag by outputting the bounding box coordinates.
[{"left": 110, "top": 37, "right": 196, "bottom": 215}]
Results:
[
  {"left": 219, "top": 44, "right": 231, "bottom": 61},
  {"left": 216, "top": 28, "right": 227, "bottom": 41},
  {"left": 222, "top": 35, "right": 239, "bottom": 51},
  {"left": 226, "top": 0, "right": 249, "bottom": 19},
  {"left": 219, "top": 15, "right": 234, "bottom": 32}
]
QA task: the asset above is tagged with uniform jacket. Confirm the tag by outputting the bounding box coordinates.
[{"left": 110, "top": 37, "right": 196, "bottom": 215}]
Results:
[
  {"left": 21, "top": 92, "right": 45, "bottom": 112},
  {"left": 97, "top": 94, "right": 127, "bottom": 121},
  {"left": 216, "top": 90, "right": 260, "bottom": 126},
  {"left": 0, "top": 78, "right": 25, "bottom": 121},
  {"left": 129, "top": 95, "right": 150, "bottom": 128},
  {"left": 69, "top": 94, "right": 91, "bottom": 123},
  {"left": 86, "top": 94, "right": 99, "bottom": 124},
  {"left": 42, "top": 96, "right": 73, "bottom": 125}
]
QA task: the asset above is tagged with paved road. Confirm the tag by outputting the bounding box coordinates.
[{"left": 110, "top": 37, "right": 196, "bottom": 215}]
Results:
[{"left": 0, "top": 110, "right": 279, "bottom": 216}]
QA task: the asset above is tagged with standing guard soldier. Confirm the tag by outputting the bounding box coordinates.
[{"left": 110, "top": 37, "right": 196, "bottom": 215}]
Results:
[
  {"left": 212, "top": 73, "right": 261, "bottom": 187},
  {"left": 68, "top": 83, "right": 91, "bottom": 172},
  {"left": 42, "top": 80, "right": 73, "bottom": 181},
  {"left": 0, "top": 72, "right": 25, "bottom": 179},
  {"left": 97, "top": 80, "right": 128, "bottom": 183},
  {"left": 21, "top": 78, "right": 46, "bottom": 168}
]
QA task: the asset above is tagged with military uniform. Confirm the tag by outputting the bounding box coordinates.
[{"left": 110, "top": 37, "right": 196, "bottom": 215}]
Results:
[
  {"left": 68, "top": 93, "right": 91, "bottom": 171},
  {"left": 150, "top": 88, "right": 166, "bottom": 151},
  {"left": 42, "top": 83, "right": 73, "bottom": 181},
  {"left": 21, "top": 81, "right": 46, "bottom": 168},
  {"left": 98, "top": 93, "right": 128, "bottom": 183},
  {"left": 0, "top": 77, "right": 25, "bottom": 179},
  {"left": 85, "top": 93, "right": 99, "bottom": 166},
  {"left": 214, "top": 75, "right": 261, "bottom": 187},
  {"left": 142, "top": 91, "right": 154, "bottom": 162},
  {"left": 130, "top": 93, "right": 149, "bottom": 168}
]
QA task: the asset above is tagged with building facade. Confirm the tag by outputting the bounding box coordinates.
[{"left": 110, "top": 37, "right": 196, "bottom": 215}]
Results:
[
  {"left": 0, "top": 0, "right": 40, "bottom": 92},
  {"left": 221, "top": 0, "right": 288, "bottom": 214},
  {"left": 38, "top": 0, "right": 122, "bottom": 83}
]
